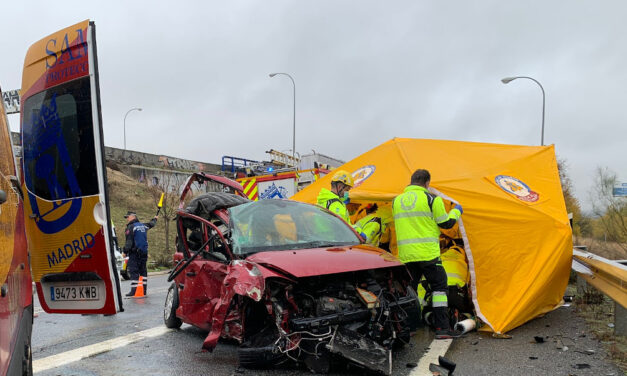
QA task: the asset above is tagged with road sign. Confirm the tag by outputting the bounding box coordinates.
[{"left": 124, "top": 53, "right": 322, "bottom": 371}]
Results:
[
  {"left": 613, "top": 182, "right": 627, "bottom": 197},
  {"left": 1, "top": 89, "right": 20, "bottom": 114}
]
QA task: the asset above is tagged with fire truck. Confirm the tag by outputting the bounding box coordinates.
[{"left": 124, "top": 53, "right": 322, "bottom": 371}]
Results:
[
  {"left": 237, "top": 168, "right": 329, "bottom": 201},
  {"left": 1, "top": 20, "right": 121, "bottom": 375}
]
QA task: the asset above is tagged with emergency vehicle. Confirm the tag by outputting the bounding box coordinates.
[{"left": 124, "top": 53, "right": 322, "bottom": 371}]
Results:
[
  {"left": 236, "top": 168, "right": 329, "bottom": 200},
  {"left": 1, "top": 20, "right": 121, "bottom": 375}
]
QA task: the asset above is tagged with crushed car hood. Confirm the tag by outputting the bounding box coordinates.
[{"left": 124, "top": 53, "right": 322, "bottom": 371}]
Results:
[{"left": 245, "top": 245, "right": 402, "bottom": 278}]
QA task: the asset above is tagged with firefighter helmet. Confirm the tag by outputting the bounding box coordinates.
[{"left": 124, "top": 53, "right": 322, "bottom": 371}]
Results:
[{"left": 331, "top": 170, "right": 354, "bottom": 187}]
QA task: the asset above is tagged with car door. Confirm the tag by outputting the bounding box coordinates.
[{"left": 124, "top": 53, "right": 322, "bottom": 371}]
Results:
[
  {"left": 20, "top": 20, "right": 122, "bottom": 314},
  {"left": 176, "top": 215, "right": 229, "bottom": 330}
]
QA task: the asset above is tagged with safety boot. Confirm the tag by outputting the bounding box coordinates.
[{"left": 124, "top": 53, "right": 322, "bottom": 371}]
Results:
[{"left": 125, "top": 288, "right": 136, "bottom": 297}]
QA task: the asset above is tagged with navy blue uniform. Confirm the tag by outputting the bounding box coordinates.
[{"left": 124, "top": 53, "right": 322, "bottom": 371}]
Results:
[{"left": 124, "top": 217, "right": 157, "bottom": 295}]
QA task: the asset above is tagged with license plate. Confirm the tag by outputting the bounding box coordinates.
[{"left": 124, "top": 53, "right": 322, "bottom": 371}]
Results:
[{"left": 50, "top": 285, "right": 99, "bottom": 301}]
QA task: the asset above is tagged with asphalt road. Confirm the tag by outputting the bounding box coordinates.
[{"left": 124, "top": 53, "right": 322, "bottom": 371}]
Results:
[{"left": 31, "top": 274, "right": 623, "bottom": 376}]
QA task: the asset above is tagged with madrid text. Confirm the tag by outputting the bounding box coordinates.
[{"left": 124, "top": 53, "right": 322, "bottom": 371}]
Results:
[{"left": 47, "top": 232, "right": 95, "bottom": 268}]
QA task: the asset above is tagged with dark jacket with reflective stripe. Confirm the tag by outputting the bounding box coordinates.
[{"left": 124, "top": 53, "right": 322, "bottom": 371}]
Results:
[{"left": 124, "top": 218, "right": 157, "bottom": 254}]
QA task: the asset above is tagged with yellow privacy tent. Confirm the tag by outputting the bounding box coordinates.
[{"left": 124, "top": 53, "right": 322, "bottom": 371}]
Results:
[{"left": 292, "top": 138, "right": 573, "bottom": 334}]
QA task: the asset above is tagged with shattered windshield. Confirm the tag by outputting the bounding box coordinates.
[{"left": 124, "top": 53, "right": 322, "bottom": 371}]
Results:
[{"left": 229, "top": 200, "right": 360, "bottom": 255}]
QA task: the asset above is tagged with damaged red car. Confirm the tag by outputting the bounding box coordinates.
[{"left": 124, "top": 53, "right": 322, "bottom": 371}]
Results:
[{"left": 164, "top": 173, "right": 418, "bottom": 375}]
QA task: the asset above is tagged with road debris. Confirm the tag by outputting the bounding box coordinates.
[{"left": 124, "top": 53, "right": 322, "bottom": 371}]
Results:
[
  {"left": 429, "top": 363, "right": 450, "bottom": 375},
  {"left": 574, "top": 349, "right": 596, "bottom": 355}
]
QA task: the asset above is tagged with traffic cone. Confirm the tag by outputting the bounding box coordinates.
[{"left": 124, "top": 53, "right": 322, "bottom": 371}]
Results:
[{"left": 133, "top": 276, "right": 145, "bottom": 298}]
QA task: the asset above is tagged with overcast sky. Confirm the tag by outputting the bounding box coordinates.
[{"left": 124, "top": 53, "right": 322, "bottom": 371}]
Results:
[{"left": 1, "top": 1, "right": 625, "bottom": 212}]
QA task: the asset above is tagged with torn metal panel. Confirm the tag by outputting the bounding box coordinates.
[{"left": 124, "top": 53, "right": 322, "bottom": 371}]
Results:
[
  {"left": 202, "top": 261, "right": 265, "bottom": 351},
  {"left": 179, "top": 172, "right": 245, "bottom": 207},
  {"left": 327, "top": 326, "right": 392, "bottom": 375},
  {"left": 229, "top": 261, "right": 265, "bottom": 301}
]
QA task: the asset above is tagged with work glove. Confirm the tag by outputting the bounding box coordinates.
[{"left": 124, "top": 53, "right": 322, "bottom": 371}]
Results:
[
  {"left": 454, "top": 204, "right": 463, "bottom": 215},
  {"left": 359, "top": 232, "right": 367, "bottom": 240}
]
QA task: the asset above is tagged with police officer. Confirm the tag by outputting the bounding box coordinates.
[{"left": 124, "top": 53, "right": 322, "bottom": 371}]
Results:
[
  {"left": 123, "top": 211, "right": 157, "bottom": 296},
  {"left": 393, "top": 169, "right": 463, "bottom": 339},
  {"left": 316, "top": 170, "right": 355, "bottom": 225}
]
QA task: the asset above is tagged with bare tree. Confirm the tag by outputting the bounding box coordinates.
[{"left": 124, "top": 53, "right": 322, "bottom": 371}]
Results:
[
  {"left": 590, "top": 167, "right": 627, "bottom": 252},
  {"left": 149, "top": 171, "right": 186, "bottom": 266},
  {"left": 558, "top": 158, "right": 584, "bottom": 237}
]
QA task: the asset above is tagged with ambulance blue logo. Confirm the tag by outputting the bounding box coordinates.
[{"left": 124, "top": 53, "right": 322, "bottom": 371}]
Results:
[{"left": 23, "top": 94, "right": 83, "bottom": 234}]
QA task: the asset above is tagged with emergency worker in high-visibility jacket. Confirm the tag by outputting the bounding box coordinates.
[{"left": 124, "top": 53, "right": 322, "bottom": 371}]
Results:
[
  {"left": 393, "top": 169, "right": 463, "bottom": 339},
  {"left": 317, "top": 170, "right": 355, "bottom": 226},
  {"left": 356, "top": 204, "right": 393, "bottom": 247},
  {"left": 417, "top": 245, "right": 472, "bottom": 321}
]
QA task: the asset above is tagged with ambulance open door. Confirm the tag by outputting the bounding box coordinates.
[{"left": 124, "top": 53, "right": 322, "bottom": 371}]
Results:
[{"left": 20, "top": 20, "right": 122, "bottom": 314}]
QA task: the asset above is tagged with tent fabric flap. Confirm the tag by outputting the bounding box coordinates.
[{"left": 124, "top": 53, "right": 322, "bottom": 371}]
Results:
[{"left": 291, "top": 138, "right": 572, "bottom": 334}]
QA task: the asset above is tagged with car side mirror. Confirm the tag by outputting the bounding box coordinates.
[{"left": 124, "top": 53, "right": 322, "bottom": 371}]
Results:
[{"left": 0, "top": 190, "right": 6, "bottom": 205}]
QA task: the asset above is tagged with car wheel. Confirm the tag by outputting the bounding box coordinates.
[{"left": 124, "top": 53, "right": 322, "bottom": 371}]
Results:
[
  {"left": 120, "top": 270, "right": 130, "bottom": 280},
  {"left": 164, "top": 283, "right": 182, "bottom": 329}
]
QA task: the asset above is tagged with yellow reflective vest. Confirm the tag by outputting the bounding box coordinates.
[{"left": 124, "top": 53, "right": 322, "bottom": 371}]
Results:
[
  {"left": 393, "top": 185, "right": 461, "bottom": 263},
  {"left": 417, "top": 245, "right": 469, "bottom": 306},
  {"left": 356, "top": 214, "right": 383, "bottom": 246},
  {"left": 317, "top": 188, "right": 352, "bottom": 225},
  {"left": 441, "top": 245, "right": 468, "bottom": 287}
]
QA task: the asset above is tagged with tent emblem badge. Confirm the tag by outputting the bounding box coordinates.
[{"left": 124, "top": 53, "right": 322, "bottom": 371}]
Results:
[
  {"left": 351, "top": 165, "right": 376, "bottom": 188},
  {"left": 495, "top": 175, "right": 539, "bottom": 202}
]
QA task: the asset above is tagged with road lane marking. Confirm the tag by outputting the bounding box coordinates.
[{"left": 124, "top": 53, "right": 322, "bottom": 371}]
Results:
[
  {"left": 410, "top": 338, "right": 453, "bottom": 376},
  {"left": 33, "top": 326, "right": 172, "bottom": 373}
]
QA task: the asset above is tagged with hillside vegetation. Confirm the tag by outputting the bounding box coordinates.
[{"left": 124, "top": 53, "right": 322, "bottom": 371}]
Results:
[{"left": 107, "top": 168, "right": 175, "bottom": 268}]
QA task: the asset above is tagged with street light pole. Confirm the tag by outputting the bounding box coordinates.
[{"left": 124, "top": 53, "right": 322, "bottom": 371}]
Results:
[
  {"left": 501, "top": 76, "right": 546, "bottom": 146},
  {"left": 123, "top": 107, "right": 142, "bottom": 150},
  {"left": 269, "top": 73, "right": 296, "bottom": 170}
]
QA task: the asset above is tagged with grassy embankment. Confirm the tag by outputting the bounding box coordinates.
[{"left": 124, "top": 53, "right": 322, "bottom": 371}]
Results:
[{"left": 107, "top": 167, "right": 175, "bottom": 270}]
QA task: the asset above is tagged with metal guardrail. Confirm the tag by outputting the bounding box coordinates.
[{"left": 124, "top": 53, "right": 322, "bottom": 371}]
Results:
[{"left": 572, "top": 249, "right": 627, "bottom": 310}]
